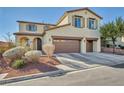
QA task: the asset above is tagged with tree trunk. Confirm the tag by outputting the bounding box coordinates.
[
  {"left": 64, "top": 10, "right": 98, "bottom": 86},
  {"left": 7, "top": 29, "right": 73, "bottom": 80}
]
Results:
[{"left": 112, "top": 40, "right": 115, "bottom": 54}]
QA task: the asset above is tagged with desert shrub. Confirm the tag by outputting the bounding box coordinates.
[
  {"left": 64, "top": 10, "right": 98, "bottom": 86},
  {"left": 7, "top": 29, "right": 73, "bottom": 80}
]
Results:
[
  {"left": 3, "top": 46, "right": 27, "bottom": 61},
  {"left": 24, "top": 50, "right": 42, "bottom": 62},
  {"left": 42, "top": 43, "right": 55, "bottom": 58},
  {"left": 0, "top": 47, "right": 7, "bottom": 54},
  {"left": 0, "top": 46, "right": 11, "bottom": 54},
  {"left": 11, "top": 59, "right": 25, "bottom": 69},
  {"left": 0, "top": 43, "right": 15, "bottom": 53}
]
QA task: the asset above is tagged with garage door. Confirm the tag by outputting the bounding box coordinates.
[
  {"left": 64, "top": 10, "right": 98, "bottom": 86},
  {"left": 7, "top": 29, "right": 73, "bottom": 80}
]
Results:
[
  {"left": 86, "top": 40, "right": 93, "bottom": 52},
  {"left": 53, "top": 39, "right": 80, "bottom": 53}
]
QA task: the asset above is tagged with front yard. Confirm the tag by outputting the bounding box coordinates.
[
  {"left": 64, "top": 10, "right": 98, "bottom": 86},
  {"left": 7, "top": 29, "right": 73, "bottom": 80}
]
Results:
[
  {"left": 0, "top": 45, "right": 61, "bottom": 80},
  {"left": 0, "top": 56, "right": 60, "bottom": 79},
  {"left": 1, "top": 43, "right": 124, "bottom": 84}
]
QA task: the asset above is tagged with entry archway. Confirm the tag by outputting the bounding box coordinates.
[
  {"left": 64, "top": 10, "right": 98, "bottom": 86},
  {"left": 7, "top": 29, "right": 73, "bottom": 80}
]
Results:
[
  {"left": 20, "top": 37, "right": 30, "bottom": 47},
  {"left": 33, "top": 38, "right": 42, "bottom": 50}
]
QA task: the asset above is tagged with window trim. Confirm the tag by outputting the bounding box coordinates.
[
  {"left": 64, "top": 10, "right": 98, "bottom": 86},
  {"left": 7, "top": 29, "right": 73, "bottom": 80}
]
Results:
[
  {"left": 75, "top": 17, "right": 81, "bottom": 28},
  {"left": 26, "top": 24, "right": 37, "bottom": 31},
  {"left": 73, "top": 15, "right": 84, "bottom": 28},
  {"left": 88, "top": 18, "right": 97, "bottom": 30}
]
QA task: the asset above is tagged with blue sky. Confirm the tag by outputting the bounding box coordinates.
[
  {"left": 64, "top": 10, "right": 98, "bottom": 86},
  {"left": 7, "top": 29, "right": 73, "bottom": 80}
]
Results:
[{"left": 0, "top": 7, "right": 124, "bottom": 41}]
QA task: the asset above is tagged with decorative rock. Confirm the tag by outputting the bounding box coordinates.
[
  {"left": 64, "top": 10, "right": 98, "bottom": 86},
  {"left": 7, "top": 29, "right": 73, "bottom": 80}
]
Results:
[
  {"left": 24, "top": 50, "right": 42, "bottom": 62},
  {"left": 3, "top": 46, "right": 26, "bottom": 61}
]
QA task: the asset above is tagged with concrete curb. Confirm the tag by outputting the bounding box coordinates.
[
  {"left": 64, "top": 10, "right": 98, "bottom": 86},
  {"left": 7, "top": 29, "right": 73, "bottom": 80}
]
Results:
[{"left": 0, "top": 69, "right": 65, "bottom": 85}]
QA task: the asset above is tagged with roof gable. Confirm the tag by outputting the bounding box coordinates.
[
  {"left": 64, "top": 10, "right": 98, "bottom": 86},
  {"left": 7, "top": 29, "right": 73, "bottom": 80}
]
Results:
[
  {"left": 66, "top": 8, "right": 102, "bottom": 19},
  {"left": 57, "top": 8, "right": 102, "bottom": 25}
]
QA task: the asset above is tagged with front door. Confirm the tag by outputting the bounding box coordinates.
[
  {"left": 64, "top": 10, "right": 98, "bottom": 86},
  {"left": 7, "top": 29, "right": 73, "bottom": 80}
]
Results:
[{"left": 37, "top": 38, "right": 42, "bottom": 50}]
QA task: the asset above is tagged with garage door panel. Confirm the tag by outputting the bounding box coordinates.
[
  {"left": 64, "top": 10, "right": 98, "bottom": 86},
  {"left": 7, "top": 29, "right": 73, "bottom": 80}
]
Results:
[
  {"left": 86, "top": 40, "right": 93, "bottom": 52},
  {"left": 54, "top": 39, "right": 80, "bottom": 53}
]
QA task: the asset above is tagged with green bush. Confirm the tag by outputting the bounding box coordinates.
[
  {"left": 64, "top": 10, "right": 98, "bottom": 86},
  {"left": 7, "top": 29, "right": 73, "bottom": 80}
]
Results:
[{"left": 11, "top": 59, "right": 26, "bottom": 69}]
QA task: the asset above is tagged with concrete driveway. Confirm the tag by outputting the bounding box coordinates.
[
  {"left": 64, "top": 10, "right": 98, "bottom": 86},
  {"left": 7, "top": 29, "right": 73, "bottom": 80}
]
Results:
[{"left": 55, "top": 53, "right": 124, "bottom": 70}]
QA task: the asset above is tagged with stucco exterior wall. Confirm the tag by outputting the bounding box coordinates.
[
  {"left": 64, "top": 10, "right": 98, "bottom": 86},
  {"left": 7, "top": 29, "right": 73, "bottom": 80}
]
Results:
[
  {"left": 19, "top": 23, "right": 44, "bottom": 33},
  {"left": 57, "top": 16, "right": 69, "bottom": 26},
  {"left": 93, "top": 41, "right": 97, "bottom": 52},
  {"left": 16, "top": 35, "right": 42, "bottom": 49},
  {"left": 56, "top": 10, "right": 101, "bottom": 30},
  {"left": 68, "top": 10, "right": 101, "bottom": 29},
  {"left": 43, "top": 25, "right": 101, "bottom": 53}
]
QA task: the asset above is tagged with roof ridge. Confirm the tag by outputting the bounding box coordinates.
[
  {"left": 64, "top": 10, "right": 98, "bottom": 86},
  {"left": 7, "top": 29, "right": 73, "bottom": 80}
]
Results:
[
  {"left": 17, "top": 20, "right": 56, "bottom": 26},
  {"left": 45, "top": 23, "right": 71, "bottom": 31},
  {"left": 66, "top": 7, "right": 102, "bottom": 19}
]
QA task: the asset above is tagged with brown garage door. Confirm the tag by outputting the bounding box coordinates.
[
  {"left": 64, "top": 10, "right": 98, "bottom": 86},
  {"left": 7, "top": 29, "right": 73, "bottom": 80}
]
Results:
[
  {"left": 53, "top": 39, "right": 80, "bottom": 53},
  {"left": 86, "top": 40, "right": 93, "bottom": 52}
]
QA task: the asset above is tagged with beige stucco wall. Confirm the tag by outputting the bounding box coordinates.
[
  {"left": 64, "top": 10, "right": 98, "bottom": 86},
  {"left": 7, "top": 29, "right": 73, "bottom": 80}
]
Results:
[
  {"left": 15, "top": 35, "right": 42, "bottom": 49},
  {"left": 56, "top": 10, "right": 101, "bottom": 30},
  {"left": 43, "top": 25, "right": 101, "bottom": 53},
  {"left": 49, "top": 10, "right": 101, "bottom": 53},
  {"left": 16, "top": 22, "right": 45, "bottom": 49},
  {"left": 57, "top": 16, "right": 69, "bottom": 26},
  {"left": 19, "top": 23, "right": 44, "bottom": 33},
  {"left": 68, "top": 10, "right": 101, "bottom": 29}
]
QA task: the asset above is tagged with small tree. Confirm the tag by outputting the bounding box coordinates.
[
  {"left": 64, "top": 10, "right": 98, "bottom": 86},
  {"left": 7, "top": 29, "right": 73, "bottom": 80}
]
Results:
[
  {"left": 42, "top": 43, "right": 55, "bottom": 58},
  {"left": 100, "top": 17, "right": 124, "bottom": 53},
  {"left": 100, "top": 24, "right": 110, "bottom": 47},
  {"left": 3, "top": 32, "right": 15, "bottom": 48}
]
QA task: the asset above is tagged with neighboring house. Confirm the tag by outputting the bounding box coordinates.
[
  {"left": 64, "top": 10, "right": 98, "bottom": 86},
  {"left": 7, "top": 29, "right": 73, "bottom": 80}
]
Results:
[
  {"left": 106, "top": 37, "right": 124, "bottom": 48},
  {"left": 14, "top": 8, "right": 102, "bottom": 53}
]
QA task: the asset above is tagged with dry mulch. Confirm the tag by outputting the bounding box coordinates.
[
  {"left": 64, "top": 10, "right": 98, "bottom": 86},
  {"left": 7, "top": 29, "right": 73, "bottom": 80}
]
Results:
[{"left": 0, "top": 56, "right": 60, "bottom": 78}]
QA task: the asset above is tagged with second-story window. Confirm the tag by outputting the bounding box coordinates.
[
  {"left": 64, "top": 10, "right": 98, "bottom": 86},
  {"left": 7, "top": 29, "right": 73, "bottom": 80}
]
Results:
[
  {"left": 26, "top": 24, "right": 37, "bottom": 31},
  {"left": 88, "top": 18, "right": 96, "bottom": 30},
  {"left": 74, "top": 17, "right": 81, "bottom": 28}
]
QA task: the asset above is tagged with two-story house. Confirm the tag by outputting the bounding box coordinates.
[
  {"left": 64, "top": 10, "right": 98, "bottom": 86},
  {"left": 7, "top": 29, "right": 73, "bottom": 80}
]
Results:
[
  {"left": 14, "top": 21, "right": 55, "bottom": 50},
  {"left": 14, "top": 8, "right": 102, "bottom": 53}
]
